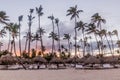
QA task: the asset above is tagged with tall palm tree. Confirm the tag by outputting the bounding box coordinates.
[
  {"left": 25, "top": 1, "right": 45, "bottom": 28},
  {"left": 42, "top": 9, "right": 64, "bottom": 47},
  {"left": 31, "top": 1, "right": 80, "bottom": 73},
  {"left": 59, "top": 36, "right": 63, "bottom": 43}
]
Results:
[
  {"left": 36, "top": 5, "right": 44, "bottom": 54},
  {"left": 18, "top": 15, "right": 23, "bottom": 56},
  {"left": 27, "top": 9, "right": 35, "bottom": 55},
  {"left": 63, "top": 33, "right": 71, "bottom": 56},
  {"left": 48, "top": 15, "right": 55, "bottom": 54},
  {"left": 66, "top": 5, "right": 83, "bottom": 56},
  {"left": 0, "top": 11, "right": 9, "bottom": 25},
  {"left": 55, "top": 18, "right": 61, "bottom": 52},
  {"left": 76, "top": 21, "right": 87, "bottom": 56}
]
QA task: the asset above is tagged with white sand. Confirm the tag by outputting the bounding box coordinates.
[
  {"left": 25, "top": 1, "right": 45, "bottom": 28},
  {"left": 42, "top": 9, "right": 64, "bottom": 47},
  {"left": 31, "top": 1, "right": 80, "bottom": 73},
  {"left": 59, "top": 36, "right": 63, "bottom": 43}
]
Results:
[{"left": 0, "top": 69, "right": 120, "bottom": 80}]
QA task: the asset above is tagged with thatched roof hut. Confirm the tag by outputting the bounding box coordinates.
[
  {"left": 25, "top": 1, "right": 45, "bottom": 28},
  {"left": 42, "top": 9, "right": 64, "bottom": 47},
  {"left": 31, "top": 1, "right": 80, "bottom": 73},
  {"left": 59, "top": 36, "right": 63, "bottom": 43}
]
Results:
[
  {"left": 84, "top": 56, "right": 100, "bottom": 64},
  {"left": 103, "top": 57, "right": 118, "bottom": 64},
  {"left": 50, "top": 57, "right": 64, "bottom": 64},
  {"left": 0, "top": 54, "right": 16, "bottom": 65},
  {"left": 33, "top": 56, "right": 47, "bottom": 63}
]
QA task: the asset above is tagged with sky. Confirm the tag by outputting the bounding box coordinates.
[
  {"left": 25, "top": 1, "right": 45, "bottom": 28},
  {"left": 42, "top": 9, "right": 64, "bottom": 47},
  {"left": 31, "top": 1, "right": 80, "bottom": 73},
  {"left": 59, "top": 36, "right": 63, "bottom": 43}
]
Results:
[{"left": 0, "top": 0, "right": 120, "bottom": 53}]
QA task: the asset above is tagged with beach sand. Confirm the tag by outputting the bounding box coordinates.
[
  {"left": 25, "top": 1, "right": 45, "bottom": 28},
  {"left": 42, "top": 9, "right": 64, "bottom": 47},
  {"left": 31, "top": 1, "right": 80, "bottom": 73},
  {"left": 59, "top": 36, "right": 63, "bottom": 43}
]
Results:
[{"left": 0, "top": 68, "right": 120, "bottom": 80}]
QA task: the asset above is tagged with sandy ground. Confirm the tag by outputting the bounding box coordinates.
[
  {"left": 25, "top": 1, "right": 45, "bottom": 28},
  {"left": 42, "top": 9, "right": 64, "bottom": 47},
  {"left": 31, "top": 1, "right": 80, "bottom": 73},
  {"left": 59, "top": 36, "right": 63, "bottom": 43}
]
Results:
[{"left": 0, "top": 68, "right": 120, "bottom": 80}]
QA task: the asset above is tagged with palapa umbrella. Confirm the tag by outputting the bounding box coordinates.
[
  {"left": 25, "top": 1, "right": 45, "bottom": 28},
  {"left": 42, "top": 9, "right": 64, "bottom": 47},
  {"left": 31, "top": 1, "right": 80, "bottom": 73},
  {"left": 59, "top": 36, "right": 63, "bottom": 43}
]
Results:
[
  {"left": 103, "top": 57, "right": 118, "bottom": 64},
  {"left": 33, "top": 56, "right": 47, "bottom": 63},
  {"left": 50, "top": 57, "right": 64, "bottom": 64},
  {"left": 0, "top": 54, "right": 16, "bottom": 65},
  {"left": 84, "top": 56, "right": 100, "bottom": 64}
]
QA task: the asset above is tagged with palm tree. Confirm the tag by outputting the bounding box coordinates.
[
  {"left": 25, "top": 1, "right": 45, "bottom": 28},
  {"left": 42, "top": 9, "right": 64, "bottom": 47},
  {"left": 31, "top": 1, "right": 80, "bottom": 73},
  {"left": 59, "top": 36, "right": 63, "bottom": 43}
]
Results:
[
  {"left": 112, "top": 30, "right": 119, "bottom": 41},
  {"left": 91, "top": 13, "right": 106, "bottom": 55},
  {"left": 86, "top": 23, "right": 101, "bottom": 54},
  {"left": 48, "top": 15, "right": 55, "bottom": 54},
  {"left": 55, "top": 18, "right": 61, "bottom": 52},
  {"left": 100, "top": 29, "right": 113, "bottom": 56},
  {"left": 66, "top": 5, "right": 83, "bottom": 56},
  {"left": 36, "top": 5, "right": 44, "bottom": 54},
  {"left": 91, "top": 13, "right": 106, "bottom": 30},
  {"left": 108, "top": 31, "right": 114, "bottom": 54},
  {"left": 8, "top": 23, "right": 26, "bottom": 69},
  {"left": 27, "top": 9, "right": 35, "bottom": 55},
  {"left": 37, "top": 27, "right": 45, "bottom": 53},
  {"left": 18, "top": 15, "right": 23, "bottom": 56},
  {"left": 8, "top": 23, "right": 19, "bottom": 55},
  {"left": 112, "top": 30, "right": 120, "bottom": 52},
  {"left": 0, "top": 11, "right": 9, "bottom": 25},
  {"left": 63, "top": 33, "right": 71, "bottom": 56},
  {"left": 76, "top": 21, "right": 87, "bottom": 56},
  {"left": 32, "top": 32, "right": 40, "bottom": 51},
  {"left": 49, "top": 32, "right": 58, "bottom": 53}
]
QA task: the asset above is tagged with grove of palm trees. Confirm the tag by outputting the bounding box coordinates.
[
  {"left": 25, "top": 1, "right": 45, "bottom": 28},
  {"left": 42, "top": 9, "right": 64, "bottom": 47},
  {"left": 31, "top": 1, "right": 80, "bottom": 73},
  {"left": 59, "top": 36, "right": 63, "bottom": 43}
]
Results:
[{"left": 0, "top": 4, "right": 120, "bottom": 70}]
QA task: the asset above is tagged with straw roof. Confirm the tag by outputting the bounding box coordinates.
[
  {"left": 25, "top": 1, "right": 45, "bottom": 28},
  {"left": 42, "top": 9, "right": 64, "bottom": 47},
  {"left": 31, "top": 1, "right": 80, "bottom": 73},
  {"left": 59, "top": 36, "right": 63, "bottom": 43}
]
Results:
[
  {"left": 84, "top": 56, "right": 100, "bottom": 64},
  {"left": 76, "top": 57, "right": 87, "bottom": 63},
  {"left": 103, "top": 57, "right": 118, "bottom": 64},
  {"left": 33, "top": 56, "right": 47, "bottom": 63},
  {"left": 65, "top": 56, "right": 79, "bottom": 63},
  {"left": 0, "top": 54, "right": 16, "bottom": 65},
  {"left": 50, "top": 57, "right": 64, "bottom": 64}
]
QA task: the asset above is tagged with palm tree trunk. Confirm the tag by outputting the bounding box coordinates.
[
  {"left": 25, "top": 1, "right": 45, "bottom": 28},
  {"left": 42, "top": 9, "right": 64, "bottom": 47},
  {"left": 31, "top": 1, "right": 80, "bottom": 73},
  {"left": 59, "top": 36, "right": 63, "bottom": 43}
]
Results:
[
  {"left": 36, "top": 40, "right": 38, "bottom": 51},
  {"left": 19, "top": 22, "right": 22, "bottom": 57},
  {"left": 28, "top": 27, "right": 31, "bottom": 56},
  {"left": 105, "top": 35, "right": 113, "bottom": 57},
  {"left": 25, "top": 38, "right": 28, "bottom": 51},
  {"left": 8, "top": 31, "right": 11, "bottom": 51},
  {"left": 74, "top": 16, "right": 77, "bottom": 56},
  {"left": 68, "top": 39, "right": 70, "bottom": 56},
  {"left": 57, "top": 24, "right": 61, "bottom": 52},
  {"left": 83, "top": 30, "right": 85, "bottom": 57},
  {"left": 109, "top": 35, "right": 114, "bottom": 54},
  {"left": 94, "top": 33, "right": 101, "bottom": 55},
  {"left": 52, "top": 20, "right": 55, "bottom": 54}
]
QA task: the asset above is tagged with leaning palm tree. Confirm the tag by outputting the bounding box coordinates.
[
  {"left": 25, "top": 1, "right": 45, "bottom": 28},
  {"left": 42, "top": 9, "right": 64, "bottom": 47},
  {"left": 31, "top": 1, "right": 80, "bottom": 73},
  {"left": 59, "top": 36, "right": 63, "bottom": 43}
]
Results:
[
  {"left": 76, "top": 21, "right": 87, "bottom": 56},
  {"left": 27, "top": 9, "right": 35, "bottom": 56},
  {"left": 55, "top": 18, "right": 61, "bottom": 52},
  {"left": 66, "top": 5, "right": 83, "bottom": 56},
  {"left": 48, "top": 15, "right": 55, "bottom": 54},
  {"left": 18, "top": 15, "right": 23, "bottom": 56},
  {"left": 63, "top": 33, "right": 71, "bottom": 56}
]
